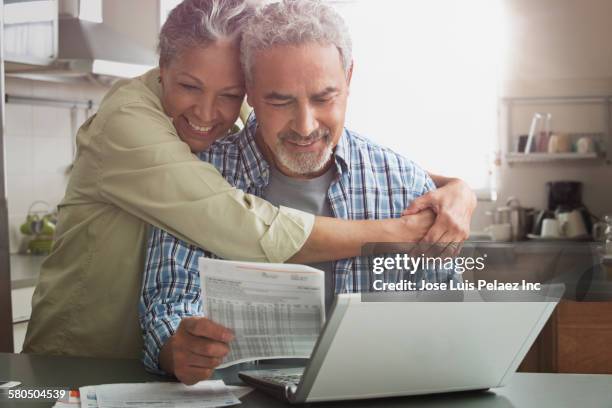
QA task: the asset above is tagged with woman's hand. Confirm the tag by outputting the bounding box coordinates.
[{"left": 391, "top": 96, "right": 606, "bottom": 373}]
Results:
[
  {"left": 402, "top": 178, "right": 476, "bottom": 244},
  {"left": 398, "top": 209, "right": 436, "bottom": 242}
]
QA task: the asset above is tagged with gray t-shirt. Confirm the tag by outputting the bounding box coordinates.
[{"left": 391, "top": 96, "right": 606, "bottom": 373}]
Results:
[{"left": 263, "top": 165, "right": 336, "bottom": 313}]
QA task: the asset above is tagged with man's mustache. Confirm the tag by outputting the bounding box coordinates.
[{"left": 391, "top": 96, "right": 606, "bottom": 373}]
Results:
[{"left": 278, "top": 128, "right": 330, "bottom": 144}]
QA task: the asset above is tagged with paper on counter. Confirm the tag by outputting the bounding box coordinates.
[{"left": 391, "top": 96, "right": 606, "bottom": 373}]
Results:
[
  {"left": 199, "top": 258, "right": 325, "bottom": 368},
  {"left": 79, "top": 380, "right": 240, "bottom": 408},
  {"left": 51, "top": 390, "right": 80, "bottom": 407},
  {"left": 225, "top": 385, "right": 253, "bottom": 399},
  {"left": 77, "top": 385, "right": 98, "bottom": 408},
  {"left": 0, "top": 381, "right": 21, "bottom": 389},
  {"left": 52, "top": 400, "right": 79, "bottom": 408},
  {"left": 69, "top": 383, "right": 252, "bottom": 408}
]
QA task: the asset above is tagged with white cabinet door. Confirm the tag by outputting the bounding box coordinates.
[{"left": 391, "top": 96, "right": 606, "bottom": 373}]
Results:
[
  {"left": 11, "top": 286, "right": 35, "bottom": 323},
  {"left": 11, "top": 286, "right": 35, "bottom": 352},
  {"left": 3, "top": 0, "right": 58, "bottom": 65},
  {"left": 13, "top": 321, "right": 29, "bottom": 353}
]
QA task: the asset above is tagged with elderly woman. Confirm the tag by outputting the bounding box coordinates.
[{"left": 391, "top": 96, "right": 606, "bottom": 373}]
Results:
[{"left": 23, "top": 0, "right": 475, "bottom": 360}]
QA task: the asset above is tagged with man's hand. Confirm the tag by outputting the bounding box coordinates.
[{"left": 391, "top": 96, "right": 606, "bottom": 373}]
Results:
[
  {"left": 159, "top": 317, "right": 234, "bottom": 385},
  {"left": 402, "top": 178, "right": 476, "bottom": 244}
]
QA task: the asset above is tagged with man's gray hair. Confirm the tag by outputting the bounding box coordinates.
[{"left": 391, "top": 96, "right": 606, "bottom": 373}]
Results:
[
  {"left": 158, "top": 0, "right": 255, "bottom": 67},
  {"left": 241, "top": 0, "right": 352, "bottom": 83}
]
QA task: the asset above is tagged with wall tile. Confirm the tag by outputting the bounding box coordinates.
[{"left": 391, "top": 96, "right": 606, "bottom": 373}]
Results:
[
  {"left": 4, "top": 104, "right": 33, "bottom": 137},
  {"left": 31, "top": 135, "right": 73, "bottom": 175},
  {"left": 7, "top": 175, "right": 35, "bottom": 220},
  {"left": 33, "top": 173, "right": 69, "bottom": 208},
  {"left": 4, "top": 136, "right": 33, "bottom": 177},
  {"left": 8, "top": 214, "right": 28, "bottom": 254},
  {"left": 55, "top": 108, "right": 74, "bottom": 138},
  {"left": 4, "top": 77, "right": 111, "bottom": 254},
  {"left": 31, "top": 106, "right": 60, "bottom": 139}
]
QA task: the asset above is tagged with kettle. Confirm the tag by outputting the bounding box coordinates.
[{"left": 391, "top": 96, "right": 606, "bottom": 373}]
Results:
[
  {"left": 19, "top": 201, "right": 57, "bottom": 254},
  {"left": 555, "top": 208, "right": 589, "bottom": 238},
  {"left": 20, "top": 212, "right": 56, "bottom": 236}
]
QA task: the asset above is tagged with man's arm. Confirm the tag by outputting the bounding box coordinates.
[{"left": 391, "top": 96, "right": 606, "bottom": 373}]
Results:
[
  {"left": 139, "top": 228, "right": 232, "bottom": 384},
  {"left": 402, "top": 173, "right": 477, "bottom": 244}
]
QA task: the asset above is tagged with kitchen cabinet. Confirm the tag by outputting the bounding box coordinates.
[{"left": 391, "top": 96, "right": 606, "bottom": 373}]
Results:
[
  {"left": 556, "top": 300, "right": 612, "bottom": 373},
  {"left": 519, "top": 299, "right": 612, "bottom": 374},
  {"left": 465, "top": 243, "right": 612, "bottom": 374},
  {"left": 3, "top": 0, "right": 58, "bottom": 66},
  {"left": 9, "top": 254, "right": 43, "bottom": 352}
]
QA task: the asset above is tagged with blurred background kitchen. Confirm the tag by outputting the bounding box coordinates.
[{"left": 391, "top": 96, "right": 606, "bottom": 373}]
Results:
[{"left": 1, "top": 0, "right": 611, "bottom": 369}]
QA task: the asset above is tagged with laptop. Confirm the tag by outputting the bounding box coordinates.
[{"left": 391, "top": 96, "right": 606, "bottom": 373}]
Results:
[{"left": 238, "top": 286, "right": 562, "bottom": 403}]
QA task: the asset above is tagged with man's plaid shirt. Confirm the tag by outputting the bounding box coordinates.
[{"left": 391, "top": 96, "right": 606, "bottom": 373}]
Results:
[{"left": 139, "top": 120, "right": 450, "bottom": 373}]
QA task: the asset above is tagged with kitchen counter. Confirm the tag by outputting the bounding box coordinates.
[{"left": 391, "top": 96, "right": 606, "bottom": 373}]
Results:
[
  {"left": 10, "top": 254, "right": 44, "bottom": 290},
  {"left": 461, "top": 241, "right": 612, "bottom": 301},
  {"left": 1, "top": 352, "right": 612, "bottom": 407}
]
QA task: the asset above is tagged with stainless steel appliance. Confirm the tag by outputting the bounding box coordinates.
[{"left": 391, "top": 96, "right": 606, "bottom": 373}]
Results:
[{"left": 506, "top": 197, "right": 534, "bottom": 241}]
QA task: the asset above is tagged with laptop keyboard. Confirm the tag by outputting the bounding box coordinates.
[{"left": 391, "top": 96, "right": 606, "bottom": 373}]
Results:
[{"left": 262, "top": 372, "right": 303, "bottom": 386}]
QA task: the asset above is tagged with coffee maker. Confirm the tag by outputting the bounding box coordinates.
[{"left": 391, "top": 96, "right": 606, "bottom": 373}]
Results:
[
  {"left": 547, "top": 181, "right": 583, "bottom": 212},
  {"left": 536, "top": 181, "right": 593, "bottom": 234}
]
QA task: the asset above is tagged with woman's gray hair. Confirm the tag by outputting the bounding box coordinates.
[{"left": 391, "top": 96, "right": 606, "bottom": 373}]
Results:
[
  {"left": 158, "top": 0, "right": 255, "bottom": 67},
  {"left": 241, "top": 0, "right": 352, "bottom": 83}
]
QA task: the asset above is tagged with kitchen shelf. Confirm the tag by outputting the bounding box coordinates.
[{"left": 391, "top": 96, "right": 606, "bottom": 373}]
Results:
[
  {"left": 506, "top": 152, "right": 601, "bottom": 163},
  {"left": 502, "top": 95, "right": 612, "bottom": 165}
]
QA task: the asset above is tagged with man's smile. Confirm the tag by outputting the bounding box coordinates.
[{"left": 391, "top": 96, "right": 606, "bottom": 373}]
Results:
[
  {"left": 283, "top": 137, "right": 327, "bottom": 153},
  {"left": 278, "top": 128, "right": 331, "bottom": 153}
]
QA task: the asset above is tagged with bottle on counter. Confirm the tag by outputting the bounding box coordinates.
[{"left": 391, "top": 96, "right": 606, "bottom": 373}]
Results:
[{"left": 595, "top": 215, "right": 612, "bottom": 255}]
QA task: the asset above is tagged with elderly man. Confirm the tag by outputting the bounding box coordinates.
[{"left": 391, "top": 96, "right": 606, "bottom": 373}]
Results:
[{"left": 140, "top": 0, "right": 468, "bottom": 384}]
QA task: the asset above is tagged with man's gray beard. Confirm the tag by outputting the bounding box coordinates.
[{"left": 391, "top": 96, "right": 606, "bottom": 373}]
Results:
[{"left": 274, "top": 141, "right": 334, "bottom": 176}]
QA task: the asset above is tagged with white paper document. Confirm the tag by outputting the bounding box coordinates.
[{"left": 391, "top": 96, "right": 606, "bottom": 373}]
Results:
[
  {"left": 225, "top": 385, "right": 253, "bottom": 399},
  {"left": 199, "top": 258, "right": 325, "bottom": 368},
  {"left": 79, "top": 380, "right": 240, "bottom": 408},
  {"left": 0, "top": 381, "right": 21, "bottom": 389}
]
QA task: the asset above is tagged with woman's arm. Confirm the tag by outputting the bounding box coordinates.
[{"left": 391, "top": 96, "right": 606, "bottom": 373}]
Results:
[
  {"left": 99, "top": 104, "right": 435, "bottom": 265},
  {"left": 290, "top": 210, "right": 435, "bottom": 263}
]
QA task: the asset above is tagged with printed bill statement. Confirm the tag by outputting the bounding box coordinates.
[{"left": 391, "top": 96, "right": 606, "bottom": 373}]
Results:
[{"left": 199, "top": 258, "right": 325, "bottom": 368}]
